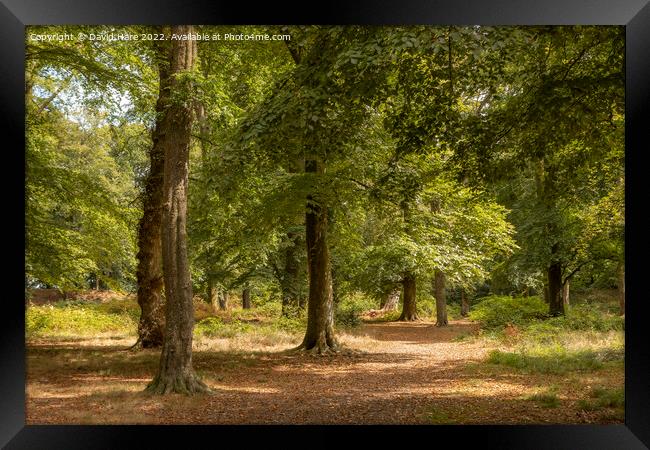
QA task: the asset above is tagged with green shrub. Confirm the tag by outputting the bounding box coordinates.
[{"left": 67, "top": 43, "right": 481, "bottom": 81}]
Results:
[
  {"left": 194, "top": 316, "right": 254, "bottom": 338},
  {"left": 26, "top": 302, "right": 137, "bottom": 337},
  {"left": 469, "top": 295, "right": 548, "bottom": 330},
  {"left": 553, "top": 305, "right": 624, "bottom": 332},
  {"left": 446, "top": 302, "right": 461, "bottom": 321},
  {"left": 272, "top": 316, "right": 306, "bottom": 334},
  {"left": 255, "top": 301, "right": 283, "bottom": 318},
  {"left": 194, "top": 317, "right": 224, "bottom": 337},
  {"left": 335, "top": 292, "right": 376, "bottom": 327}
]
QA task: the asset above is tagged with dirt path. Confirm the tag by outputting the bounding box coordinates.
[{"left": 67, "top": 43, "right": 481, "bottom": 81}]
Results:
[{"left": 26, "top": 319, "right": 623, "bottom": 424}]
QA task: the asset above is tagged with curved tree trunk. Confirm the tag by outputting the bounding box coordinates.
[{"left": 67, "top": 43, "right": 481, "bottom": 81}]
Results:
[
  {"left": 297, "top": 159, "right": 337, "bottom": 353},
  {"left": 435, "top": 270, "right": 448, "bottom": 327},
  {"left": 398, "top": 273, "right": 418, "bottom": 321},
  {"left": 135, "top": 33, "right": 170, "bottom": 349},
  {"left": 146, "top": 26, "right": 208, "bottom": 395}
]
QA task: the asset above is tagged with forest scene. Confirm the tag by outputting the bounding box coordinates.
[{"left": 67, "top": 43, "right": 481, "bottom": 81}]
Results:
[{"left": 25, "top": 24, "right": 625, "bottom": 424}]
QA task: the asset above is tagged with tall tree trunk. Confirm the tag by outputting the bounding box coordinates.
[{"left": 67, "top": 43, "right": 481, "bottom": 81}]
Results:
[
  {"left": 381, "top": 288, "right": 400, "bottom": 311},
  {"left": 460, "top": 289, "right": 469, "bottom": 317},
  {"left": 242, "top": 287, "right": 251, "bottom": 309},
  {"left": 398, "top": 273, "right": 418, "bottom": 321},
  {"left": 146, "top": 26, "right": 207, "bottom": 395},
  {"left": 548, "top": 257, "right": 564, "bottom": 316},
  {"left": 296, "top": 159, "right": 337, "bottom": 353},
  {"left": 562, "top": 279, "right": 570, "bottom": 309},
  {"left": 136, "top": 34, "right": 170, "bottom": 349},
  {"left": 281, "top": 230, "right": 301, "bottom": 317},
  {"left": 218, "top": 290, "right": 228, "bottom": 310},
  {"left": 543, "top": 283, "right": 550, "bottom": 304},
  {"left": 207, "top": 278, "right": 218, "bottom": 314},
  {"left": 435, "top": 270, "right": 448, "bottom": 326},
  {"left": 618, "top": 261, "right": 625, "bottom": 315}
]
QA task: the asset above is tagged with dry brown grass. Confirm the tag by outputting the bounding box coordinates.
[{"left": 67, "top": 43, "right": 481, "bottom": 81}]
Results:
[{"left": 26, "top": 319, "right": 624, "bottom": 425}]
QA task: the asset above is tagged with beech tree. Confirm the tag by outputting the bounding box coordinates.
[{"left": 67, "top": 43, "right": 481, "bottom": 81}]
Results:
[
  {"left": 136, "top": 31, "right": 170, "bottom": 348},
  {"left": 146, "top": 25, "right": 208, "bottom": 394}
]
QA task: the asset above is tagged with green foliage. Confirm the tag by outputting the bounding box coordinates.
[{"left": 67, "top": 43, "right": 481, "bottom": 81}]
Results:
[
  {"left": 194, "top": 317, "right": 254, "bottom": 338},
  {"left": 335, "top": 292, "right": 376, "bottom": 327},
  {"left": 469, "top": 295, "right": 548, "bottom": 330},
  {"left": 529, "top": 305, "right": 624, "bottom": 334},
  {"left": 26, "top": 300, "right": 137, "bottom": 337}
]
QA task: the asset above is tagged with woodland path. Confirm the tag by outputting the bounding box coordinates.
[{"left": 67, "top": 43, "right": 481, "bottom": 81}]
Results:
[{"left": 26, "top": 320, "right": 621, "bottom": 424}]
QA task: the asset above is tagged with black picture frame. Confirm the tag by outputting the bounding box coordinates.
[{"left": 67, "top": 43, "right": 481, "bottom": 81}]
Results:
[{"left": 3, "top": 0, "right": 649, "bottom": 448}]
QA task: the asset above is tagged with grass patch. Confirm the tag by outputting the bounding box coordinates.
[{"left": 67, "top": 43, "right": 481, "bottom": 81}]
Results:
[
  {"left": 26, "top": 299, "right": 138, "bottom": 337},
  {"left": 578, "top": 387, "right": 624, "bottom": 411},
  {"left": 485, "top": 345, "right": 613, "bottom": 374},
  {"left": 526, "top": 391, "right": 560, "bottom": 408}
]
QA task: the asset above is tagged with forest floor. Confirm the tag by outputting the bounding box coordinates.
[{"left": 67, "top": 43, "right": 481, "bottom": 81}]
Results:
[{"left": 26, "top": 317, "right": 624, "bottom": 424}]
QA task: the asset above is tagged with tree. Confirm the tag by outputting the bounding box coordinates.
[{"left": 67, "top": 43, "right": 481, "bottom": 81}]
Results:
[
  {"left": 146, "top": 25, "right": 208, "bottom": 394},
  {"left": 136, "top": 31, "right": 170, "bottom": 348}
]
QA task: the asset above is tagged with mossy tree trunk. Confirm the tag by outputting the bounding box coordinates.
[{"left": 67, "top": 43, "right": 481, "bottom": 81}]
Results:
[
  {"left": 434, "top": 270, "right": 448, "bottom": 327},
  {"left": 460, "top": 289, "right": 469, "bottom": 317},
  {"left": 618, "top": 261, "right": 625, "bottom": 315},
  {"left": 281, "top": 230, "right": 302, "bottom": 317},
  {"left": 381, "top": 287, "right": 400, "bottom": 311},
  {"left": 146, "top": 25, "right": 208, "bottom": 395},
  {"left": 296, "top": 159, "right": 337, "bottom": 353},
  {"left": 218, "top": 290, "right": 228, "bottom": 310},
  {"left": 547, "top": 249, "right": 565, "bottom": 316},
  {"left": 398, "top": 273, "right": 418, "bottom": 321},
  {"left": 562, "top": 279, "right": 570, "bottom": 309},
  {"left": 207, "top": 278, "right": 218, "bottom": 313},
  {"left": 135, "top": 31, "right": 170, "bottom": 349},
  {"left": 242, "top": 287, "right": 251, "bottom": 309}
]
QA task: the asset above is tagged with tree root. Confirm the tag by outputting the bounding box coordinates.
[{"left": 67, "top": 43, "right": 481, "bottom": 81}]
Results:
[
  {"left": 290, "top": 339, "right": 341, "bottom": 356},
  {"left": 144, "top": 372, "right": 212, "bottom": 395},
  {"left": 397, "top": 314, "right": 420, "bottom": 322}
]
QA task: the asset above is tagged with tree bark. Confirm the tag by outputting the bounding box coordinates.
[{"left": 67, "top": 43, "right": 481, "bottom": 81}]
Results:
[
  {"left": 548, "top": 258, "right": 564, "bottom": 316},
  {"left": 207, "top": 278, "right": 218, "bottom": 314},
  {"left": 296, "top": 159, "right": 337, "bottom": 353},
  {"left": 460, "top": 289, "right": 470, "bottom": 317},
  {"left": 381, "top": 288, "right": 400, "bottom": 311},
  {"left": 562, "top": 279, "right": 570, "bottom": 309},
  {"left": 434, "top": 270, "right": 448, "bottom": 326},
  {"left": 242, "top": 287, "right": 251, "bottom": 309},
  {"left": 218, "top": 290, "right": 228, "bottom": 311},
  {"left": 543, "top": 283, "right": 550, "bottom": 304},
  {"left": 398, "top": 273, "right": 418, "bottom": 321},
  {"left": 281, "top": 230, "right": 302, "bottom": 317},
  {"left": 136, "top": 34, "right": 170, "bottom": 349},
  {"left": 618, "top": 261, "right": 625, "bottom": 315},
  {"left": 146, "top": 26, "right": 208, "bottom": 395}
]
